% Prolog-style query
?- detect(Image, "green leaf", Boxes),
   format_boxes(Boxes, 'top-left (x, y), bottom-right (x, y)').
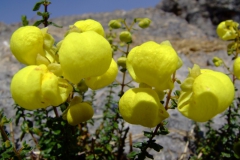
top-left (52, 130), bottom-right (61, 135)
top-left (127, 151), bottom-right (139, 158)
top-left (21, 15), bottom-right (29, 26)
top-left (146, 152), bottom-right (154, 159)
top-left (94, 147), bottom-right (104, 154)
top-left (33, 1), bottom-right (44, 11)
top-left (37, 12), bottom-right (43, 16)
top-left (133, 142), bottom-right (142, 148)
top-left (149, 142), bottom-right (163, 152)
top-left (33, 20), bottom-right (43, 26)
top-left (144, 131), bottom-right (152, 138)
top-left (48, 21), bottom-right (63, 28)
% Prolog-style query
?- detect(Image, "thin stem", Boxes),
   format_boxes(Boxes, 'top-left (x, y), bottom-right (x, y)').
top-left (165, 71), bottom-right (176, 110)
top-left (53, 107), bottom-right (59, 118)
top-left (30, 132), bottom-right (40, 150)
top-left (43, 0), bottom-right (50, 27)
top-left (116, 47), bottom-right (127, 54)
top-left (235, 31), bottom-right (240, 59)
top-left (119, 44), bottom-right (130, 96)
top-left (0, 125), bottom-right (22, 160)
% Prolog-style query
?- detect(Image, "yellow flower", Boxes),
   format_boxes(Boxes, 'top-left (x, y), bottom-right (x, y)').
top-left (10, 26), bottom-right (44, 65)
top-left (217, 20), bottom-right (239, 40)
top-left (119, 88), bottom-right (169, 128)
top-left (85, 58), bottom-right (118, 90)
top-left (178, 64), bottom-right (234, 122)
top-left (127, 41), bottom-right (182, 90)
top-left (58, 31), bottom-right (112, 84)
top-left (234, 57), bottom-right (240, 79)
top-left (10, 26), bottom-right (58, 65)
top-left (10, 64), bottom-right (72, 110)
top-left (67, 97), bottom-right (94, 126)
top-left (74, 19), bottom-right (105, 36)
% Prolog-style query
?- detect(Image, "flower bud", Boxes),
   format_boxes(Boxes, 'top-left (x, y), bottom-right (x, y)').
top-left (212, 57), bottom-right (223, 67)
top-left (178, 64), bottom-right (234, 122)
top-left (217, 20), bottom-right (239, 40)
top-left (119, 88), bottom-right (169, 128)
top-left (117, 57), bottom-right (127, 68)
top-left (119, 31), bottom-right (132, 43)
top-left (138, 18), bottom-right (151, 29)
top-left (108, 20), bottom-right (122, 29)
top-left (67, 97), bottom-right (94, 126)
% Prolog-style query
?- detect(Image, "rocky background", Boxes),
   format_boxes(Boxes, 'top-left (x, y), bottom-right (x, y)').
top-left (0, 0), bottom-right (240, 159)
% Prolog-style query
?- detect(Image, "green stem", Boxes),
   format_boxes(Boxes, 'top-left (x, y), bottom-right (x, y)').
top-left (43, 0), bottom-right (50, 27)
top-left (0, 125), bottom-right (22, 160)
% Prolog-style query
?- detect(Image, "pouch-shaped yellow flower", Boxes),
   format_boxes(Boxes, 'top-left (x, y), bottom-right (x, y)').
top-left (58, 31), bottom-right (112, 84)
top-left (119, 88), bottom-right (169, 128)
top-left (85, 58), bottom-right (118, 90)
top-left (127, 41), bottom-right (182, 90)
top-left (10, 64), bottom-right (72, 110)
top-left (178, 65), bottom-right (234, 122)
top-left (10, 26), bottom-right (44, 65)
top-left (74, 19), bottom-right (105, 37)
top-left (234, 57), bottom-right (240, 79)
top-left (67, 97), bottom-right (94, 126)
top-left (217, 20), bottom-right (239, 40)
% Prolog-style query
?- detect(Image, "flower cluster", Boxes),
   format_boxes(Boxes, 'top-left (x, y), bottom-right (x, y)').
top-left (10, 18), bottom-right (236, 127)
top-left (10, 19), bottom-right (118, 125)
top-left (119, 41), bottom-right (182, 128)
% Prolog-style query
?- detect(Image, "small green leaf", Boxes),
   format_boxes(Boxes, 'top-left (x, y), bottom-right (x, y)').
top-left (33, 20), bottom-right (43, 26)
top-left (146, 152), bottom-right (154, 159)
top-left (94, 147), bottom-right (103, 154)
top-left (149, 142), bottom-right (163, 152)
top-left (144, 131), bottom-right (152, 138)
top-left (127, 151), bottom-right (139, 158)
top-left (37, 12), bottom-right (43, 16)
top-left (21, 15), bottom-right (29, 26)
top-left (52, 130), bottom-right (61, 135)
top-left (48, 21), bottom-right (63, 28)
top-left (33, 1), bottom-right (44, 11)
top-left (133, 142), bottom-right (142, 148)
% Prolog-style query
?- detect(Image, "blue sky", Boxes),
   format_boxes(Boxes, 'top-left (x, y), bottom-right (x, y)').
top-left (0, 0), bottom-right (161, 24)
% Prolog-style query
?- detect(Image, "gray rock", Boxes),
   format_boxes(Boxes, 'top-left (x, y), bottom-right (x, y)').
top-left (157, 0), bottom-right (240, 37)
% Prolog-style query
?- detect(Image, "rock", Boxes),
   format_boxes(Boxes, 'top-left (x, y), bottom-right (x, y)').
top-left (156, 0), bottom-right (240, 37)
